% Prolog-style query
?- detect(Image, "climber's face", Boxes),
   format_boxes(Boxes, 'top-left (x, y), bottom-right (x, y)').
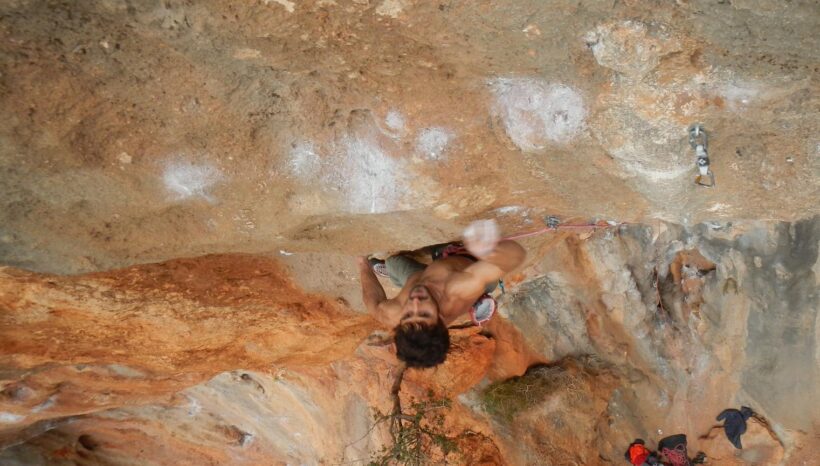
top-left (400, 285), bottom-right (440, 326)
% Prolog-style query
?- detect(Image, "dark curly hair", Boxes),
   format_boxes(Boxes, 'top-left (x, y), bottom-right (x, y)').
top-left (393, 320), bottom-right (450, 368)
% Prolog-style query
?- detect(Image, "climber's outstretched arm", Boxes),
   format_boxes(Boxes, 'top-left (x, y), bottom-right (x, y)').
top-left (357, 256), bottom-right (401, 327)
top-left (463, 219), bottom-right (526, 278)
top-left (446, 220), bottom-right (525, 300)
top-left (470, 239), bottom-right (527, 275)
top-left (446, 240), bottom-right (526, 300)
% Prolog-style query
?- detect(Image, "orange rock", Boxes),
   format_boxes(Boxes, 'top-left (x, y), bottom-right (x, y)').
top-left (403, 326), bottom-right (496, 397)
top-left (0, 255), bottom-right (376, 443)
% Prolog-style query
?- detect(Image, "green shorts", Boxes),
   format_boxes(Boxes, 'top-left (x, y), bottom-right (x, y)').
top-left (385, 254), bottom-right (426, 288)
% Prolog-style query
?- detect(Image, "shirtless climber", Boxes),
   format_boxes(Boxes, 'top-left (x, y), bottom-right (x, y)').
top-left (356, 220), bottom-right (526, 368)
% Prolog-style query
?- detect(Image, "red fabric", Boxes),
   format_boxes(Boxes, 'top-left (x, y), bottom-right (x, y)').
top-left (629, 444), bottom-right (650, 465)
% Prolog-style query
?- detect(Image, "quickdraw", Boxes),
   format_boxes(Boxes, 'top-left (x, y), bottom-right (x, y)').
top-left (689, 123), bottom-right (715, 188)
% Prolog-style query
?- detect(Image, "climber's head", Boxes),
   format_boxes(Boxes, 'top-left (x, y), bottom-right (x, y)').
top-left (393, 318), bottom-right (450, 368)
top-left (393, 285), bottom-right (449, 367)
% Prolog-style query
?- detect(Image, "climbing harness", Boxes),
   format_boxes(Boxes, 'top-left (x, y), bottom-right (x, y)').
top-left (689, 123), bottom-right (715, 187)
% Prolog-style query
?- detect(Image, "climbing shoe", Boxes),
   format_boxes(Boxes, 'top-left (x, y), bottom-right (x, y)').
top-left (368, 257), bottom-right (389, 278)
top-left (470, 294), bottom-right (497, 326)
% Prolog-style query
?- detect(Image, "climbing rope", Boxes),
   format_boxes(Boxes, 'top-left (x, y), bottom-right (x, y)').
top-left (439, 216), bottom-right (631, 258)
top-left (502, 216), bottom-right (631, 242)
top-left (662, 445), bottom-right (691, 466)
top-left (439, 216), bottom-right (629, 257)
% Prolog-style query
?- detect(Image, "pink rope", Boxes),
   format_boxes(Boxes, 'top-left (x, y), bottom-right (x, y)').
top-left (502, 222), bottom-right (631, 241)
top-left (441, 221), bottom-right (632, 256)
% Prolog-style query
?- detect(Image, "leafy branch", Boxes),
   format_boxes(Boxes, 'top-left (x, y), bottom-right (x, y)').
top-left (365, 363), bottom-right (462, 466)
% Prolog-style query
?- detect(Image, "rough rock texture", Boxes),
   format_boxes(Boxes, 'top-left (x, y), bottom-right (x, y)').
top-left (1, 0), bottom-right (818, 274)
top-left (2, 219), bottom-right (817, 465)
top-left (0, 254), bottom-right (506, 464)
top-left (1, 0), bottom-right (818, 465)
top-left (498, 217), bottom-right (819, 465)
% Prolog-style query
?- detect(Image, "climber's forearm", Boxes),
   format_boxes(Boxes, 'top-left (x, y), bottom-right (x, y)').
top-left (358, 258), bottom-right (387, 313)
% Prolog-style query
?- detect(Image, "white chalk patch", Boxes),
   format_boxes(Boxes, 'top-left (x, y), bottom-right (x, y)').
top-left (584, 20), bottom-right (673, 78)
top-left (629, 163), bottom-right (691, 182)
top-left (494, 205), bottom-right (526, 215)
top-left (415, 127), bottom-right (453, 160)
top-left (186, 395), bottom-right (202, 417)
top-left (522, 24), bottom-right (541, 37)
top-left (285, 133), bottom-right (414, 214)
top-left (0, 412), bottom-right (24, 423)
top-left (378, 109), bottom-right (407, 139)
top-left (719, 82), bottom-right (759, 109)
top-left (385, 110), bottom-right (405, 132)
top-left (234, 48), bottom-right (262, 59)
top-left (108, 364), bottom-right (146, 378)
top-left (489, 77), bottom-right (586, 151)
top-left (607, 145), bottom-right (691, 182)
top-left (162, 161), bottom-right (221, 202)
top-left (279, 249), bottom-right (294, 256)
top-left (288, 142), bottom-right (321, 178)
top-left (623, 162), bottom-right (689, 182)
top-left (706, 203), bottom-right (730, 212)
top-left (375, 0), bottom-right (406, 18)
top-left (263, 0), bottom-right (295, 13)
top-left (333, 136), bottom-right (404, 214)
top-left (32, 395), bottom-right (57, 413)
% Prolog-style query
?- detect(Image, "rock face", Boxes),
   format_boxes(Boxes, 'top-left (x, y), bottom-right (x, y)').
top-left (0, 0), bottom-right (818, 274)
top-left (2, 219), bottom-right (817, 465)
top-left (499, 217), bottom-right (819, 464)
top-left (0, 254), bottom-right (504, 465)
top-left (1, 0), bottom-right (818, 465)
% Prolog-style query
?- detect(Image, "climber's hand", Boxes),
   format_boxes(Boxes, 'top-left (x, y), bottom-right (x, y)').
top-left (463, 219), bottom-right (500, 259)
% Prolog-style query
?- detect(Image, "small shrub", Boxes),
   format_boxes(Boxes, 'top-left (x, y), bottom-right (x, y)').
top-left (480, 365), bottom-right (582, 422)
top-left (368, 396), bottom-right (460, 466)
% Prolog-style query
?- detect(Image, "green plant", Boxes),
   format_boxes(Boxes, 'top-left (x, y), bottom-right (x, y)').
top-left (480, 365), bottom-right (581, 422)
top-left (368, 397), bottom-right (459, 466)
top-left (366, 366), bottom-right (462, 466)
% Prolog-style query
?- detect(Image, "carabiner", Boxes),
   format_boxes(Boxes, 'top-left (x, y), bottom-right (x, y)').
top-left (695, 171), bottom-right (715, 187)
top-left (688, 123), bottom-right (708, 150)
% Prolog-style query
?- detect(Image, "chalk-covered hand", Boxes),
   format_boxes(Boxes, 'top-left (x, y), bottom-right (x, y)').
top-left (463, 219), bottom-right (500, 259)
